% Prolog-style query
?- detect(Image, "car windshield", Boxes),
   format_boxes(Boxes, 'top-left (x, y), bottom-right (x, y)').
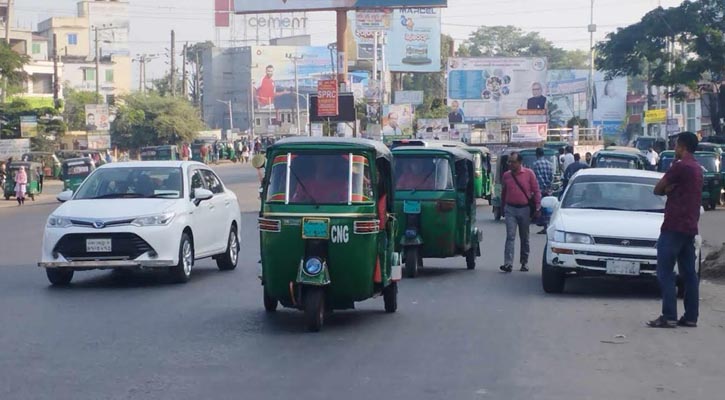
top-left (658, 156), bottom-right (675, 172)
top-left (562, 175), bottom-right (665, 212)
top-left (266, 152), bottom-right (373, 204)
top-left (595, 155), bottom-right (638, 169)
top-left (74, 167), bottom-right (183, 199)
top-left (394, 156), bottom-right (454, 191)
top-left (695, 155), bottom-right (719, 173)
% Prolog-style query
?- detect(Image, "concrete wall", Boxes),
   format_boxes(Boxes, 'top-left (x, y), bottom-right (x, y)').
top-left (62, 54), bottom-right (131, 99)
top-left (78, 0), bottom-right (130, 57)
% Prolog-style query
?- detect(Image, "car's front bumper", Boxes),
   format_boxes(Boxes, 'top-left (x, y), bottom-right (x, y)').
top-left (38, 260), bottom-right (175, 269)
top-left (546, 241), bottom-right (658, 276)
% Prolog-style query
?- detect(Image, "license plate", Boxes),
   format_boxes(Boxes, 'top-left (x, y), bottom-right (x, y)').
top-left (403, 200), bottom-right (421, 214)
top-left (302, 218), bottom-right (329, 239)
top-left (606, 260), bottom-right (640, 276)
top-left (86, 238), bottom-right (112, 253)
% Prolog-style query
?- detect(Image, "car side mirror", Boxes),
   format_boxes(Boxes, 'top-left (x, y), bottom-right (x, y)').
top-left (193, 188), bottom-right (213, 206)
top-left (57, 190), bottom-right (74, 203)
top-left (541, 196), bottom-right (559, 210)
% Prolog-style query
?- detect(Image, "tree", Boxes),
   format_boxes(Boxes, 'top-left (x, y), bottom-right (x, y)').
top-left (0, 42), bottom-right (30, 94)
top-left (0, 98), bottom-right (66, 151)
top-left (62, 89), bottom-right (102, 131)
top-left (111, 93), bottom-right (205, 149)
top-left (457, 26), bottom-right (589, 69)
top-left (185, 41), bottom-right (214, 105)
top-left (150, 72), bottom-right (184, 97)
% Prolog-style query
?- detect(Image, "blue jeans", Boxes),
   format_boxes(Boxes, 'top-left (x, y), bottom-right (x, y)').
top-left (656, 230), bottom-right (699, 322)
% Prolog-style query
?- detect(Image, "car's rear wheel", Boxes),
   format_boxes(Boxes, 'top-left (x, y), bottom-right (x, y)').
top-left (170, 233), bottom-right (193, 283)
top-left (216, 227), bottom-right (239, 271)
top-left (542, 246), bottom-right (565, 294)
top-left (46, 269), bottom-right (73, 286)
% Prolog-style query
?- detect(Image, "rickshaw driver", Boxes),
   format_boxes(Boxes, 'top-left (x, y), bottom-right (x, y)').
top-left (291, 156), bottom-right (348, 203)
top-left (396, 159), bottom-right (435, 190)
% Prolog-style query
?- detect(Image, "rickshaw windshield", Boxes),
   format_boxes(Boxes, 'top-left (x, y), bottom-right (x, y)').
top-left (64, 163), bottom-right (91, 177)
top-left (394, 156), bottom-right (454, 191)
top-left (695, 155), bottom-right (719, 172)
top-left (658, 156), bottom-right (674, 172)
top-left (140, 149), bottom-right (157, 160)
top-left (157, 148), bottom-right (172, 159)
top-left (266, 152), bottom-right (373, 204)
top-left (596, 156), bottom-right (637, 169)
top-left (75, 167), bottom-right (183, 199)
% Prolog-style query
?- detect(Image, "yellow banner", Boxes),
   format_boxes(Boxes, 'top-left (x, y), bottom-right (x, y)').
top-left (644, 109), bottom-right (667, 124)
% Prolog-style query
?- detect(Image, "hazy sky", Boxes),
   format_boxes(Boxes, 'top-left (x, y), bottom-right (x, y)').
top-left (14, 0), bottom-right (683, 81)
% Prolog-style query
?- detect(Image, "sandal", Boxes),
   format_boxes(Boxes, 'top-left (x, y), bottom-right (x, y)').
top-left (646, 315), bottom-right (676, 328)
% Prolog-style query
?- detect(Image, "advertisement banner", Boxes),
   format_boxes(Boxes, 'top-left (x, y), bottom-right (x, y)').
top-left (19, 116), bottom-right (38, 138)
top-left (644, 109), bottom-right (667, 124)
top-left (0, 139), bottom-right (31, 161)
top-left (593, 75), bottom-right (627, 142)
top-left (386, 8), bottom-right (441, 72)
top-left (317, 80), bottom-right (339, 117)
top-left (87, 133), bottom-right (112, 150)
top-left (447, 57), bottom-right (548, 123)
top-left (234, 0), bottom-right (448, 14)
top-left (381, 104), bottom-right (414, 137)
top-left (251, 46), bottom-right (335, 111)
top-left (548, 77), bottom-right (588, 96)
top-left (416, 118), bottom-right (449, 139)
top-left (84, 104), bottom-right (110, 132)
top-left (394, 90), bottom-right (424, 105)
top-left (511, 124), bottom-right (547, 143)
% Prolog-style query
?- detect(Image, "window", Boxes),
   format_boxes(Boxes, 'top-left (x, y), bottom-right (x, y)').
top-left (67, 33), bottom-right (78, 45)
top-left (190, 170), bottom-right (206, 196)
top-left (201, 170), bottom-right (224, 194)
top-left (74, 167), bottom-right (184, 200)
top-left (32, 43), bottom-right (41, 54)
top-left (562, 176), bottom-right (665, 212)
top-left (686, 101), bottom-right (697, 132)
top-left (105, 69), bottom-right (114, 83)
top-left (84, 69), bottom-right (95, 82)
top-left (255, 118), bottom-right (261, 126)
top-left (675, 102), bottom-right (682, 115)
top-left (394, 156), bottom-right (454, 191)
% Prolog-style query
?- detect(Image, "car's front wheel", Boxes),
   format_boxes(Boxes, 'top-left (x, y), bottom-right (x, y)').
top-left (216, 227), bottom-right (239, 271)
top-left (46, 269), bottom-right (73, 286)
top-left (170, 233), bottom-right (194, 283)
top-left (542, 246), bottom-right (565, 294)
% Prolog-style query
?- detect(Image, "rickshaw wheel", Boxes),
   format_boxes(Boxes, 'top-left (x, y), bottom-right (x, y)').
top-left (263, 287), bottom-right (278, 312)
top-left (405, 248), bottom-right (419, 278)
top-left (303, 287), bottom-right (325, 332)
top-left (466, 247), bottom-right (477, 270)
top-left (46, 269), bottom-right (74, 286)
top-left (383, 282), bottom-right (398, 313)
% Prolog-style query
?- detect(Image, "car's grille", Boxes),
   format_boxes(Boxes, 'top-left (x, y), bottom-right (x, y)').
top-left (576, 259), bottom-right (656, 271)
top-left (593, 236), bottom-right (657, 248)
top-left (54, 233), bottom-right (153, 261)
top-left (69, 218), bottom-right (135, 228)
top-left (574, 250), bottom-right (657, 261)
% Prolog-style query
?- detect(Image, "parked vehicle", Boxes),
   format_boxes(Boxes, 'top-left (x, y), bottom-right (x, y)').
top-left (591, 147), bottom-right (650, 170)
top-left (61, 158), bottom-right (96, 192)
top-left (258, 137), bottom-right (401, 332)
top-left (39, 161), bottom-right (241, 286)
top-left (21, 152), bottom-right (62, 178)
top-left (392, 145), bottom-right (481, 277)
top-left (140, 145), bottom-right (180, 161)
top-left (4, 161), bottom-right (43, 200)
top-left (694, 151), bottom-right (723, 210)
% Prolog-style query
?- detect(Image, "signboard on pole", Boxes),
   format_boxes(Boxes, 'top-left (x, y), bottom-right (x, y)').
top-left (19, 116), bottom-right (38, 138)
top-left (644, 109), bottom-right (667, 124)
top-left (394, 90), bottom-right (424, 105)
top-left (317, 80), bottom-right (339, 117)
top-left (85, 104), bottom-right (110, 131)
top-left (511, 124), bottom-right (547, 143)
top-left (234, 0), bottom-right (448, 14)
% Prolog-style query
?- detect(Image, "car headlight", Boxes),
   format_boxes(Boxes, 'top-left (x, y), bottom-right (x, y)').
top-left (303, 257), bottom-right (323, 276)
top-left (553, 230), bottom-right (566, 243)
top-left (554, 230), bottom-right (594, 244)
top-left (131, 212), bottom-right (175, 227)
top-left (47, 215), bottom-right (72, 228)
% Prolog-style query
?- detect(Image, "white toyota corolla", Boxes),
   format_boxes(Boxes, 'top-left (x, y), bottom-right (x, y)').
top-left (541, 168), bottom-right (700, 294)
top-left (39, 161), bottom-right (241, 286)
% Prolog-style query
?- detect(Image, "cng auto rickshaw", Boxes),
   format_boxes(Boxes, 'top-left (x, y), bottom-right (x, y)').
top-left (591, 148), bottom-right (649, 170)
top-left (61, 158), bottom-right (95, 192)
top-left (392, 145), bottom-right (481, 278)
top-left (694, 151), bottom-right (723, 210)
top-left (21, 152), bottom-right (61, 178)
top-left (430, 141), bottom-right (493, 201)
top-left (140, 145), bottom-right (180, 161)
top-left (4, 161), bottom-right (43, 200)
top-left (258, 137), bottom-right (401, 332)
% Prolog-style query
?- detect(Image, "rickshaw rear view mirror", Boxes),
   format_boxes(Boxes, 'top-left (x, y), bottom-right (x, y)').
top-left (57, 190), bottom-right (74, 203)
top-left (252, 154), bottom-right (266, 169)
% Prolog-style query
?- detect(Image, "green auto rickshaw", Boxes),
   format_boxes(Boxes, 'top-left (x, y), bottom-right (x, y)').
top-left (140, 145), bottom-right (180, 161)
top-left (61, 157), bottom-right (95, 192)
top-left (4, 161), bottom-right (43, 200)
top-left (591, 147), bottom-right (649, 170)
top-left (435, 142), bottom-right (493, 201)
top-left (694, 151), bottom-right (722, 210)
top-left (392, 145), bottom-right (481, 278)
top-left (21, 152), bottom-right (61, 178)
top-left (258, 137), bottom-right (401, 332)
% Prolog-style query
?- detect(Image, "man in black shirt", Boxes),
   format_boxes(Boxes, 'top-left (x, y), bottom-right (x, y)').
top-left (526, 82), bottom-right (547, 110)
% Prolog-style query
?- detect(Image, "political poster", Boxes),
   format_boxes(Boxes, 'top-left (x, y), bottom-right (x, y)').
top-left (416, 118), bottom-right (448, 139)
top-left (381, 104), bottom-right (414, 137)
top-left (85, 104), bottom-right (110, 132)
top-left (592, 74), bottom-right (627, 143)
top-left (19, 116), bottom-right (38, 138)
top-left (511, 124), bottom-right (548, 143)
top-left (447, 57), bottom-right (548, 123)
top-left (87, 133), bottom-right (112, 150)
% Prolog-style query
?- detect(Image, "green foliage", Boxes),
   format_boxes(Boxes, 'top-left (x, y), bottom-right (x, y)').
top-left (62, 89), bottom-right (102, 131)
top-left (150, 72), bottom-right (185, 97)
top-left (0, 42), bottom-right (30, 90)
top-left (458, 26), bottom-right (589, 69)
top-left (111, 93), bottom-right (205, 149)
top-left (0, 98), bottom-right (66, 151)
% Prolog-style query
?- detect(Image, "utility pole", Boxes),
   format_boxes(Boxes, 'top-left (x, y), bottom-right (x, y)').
top-left (182, 42), bottom-right (188, 100)
top-left (52, 33), bottom-right (60, 108)
top-left (170, 30), bottom-right (176, 97)
top-left (286, 53), bottom-right (303, 135)
top-left (587, 0), bottom-right (596, 129)
top-left (3, 0), bottom-right (13, 103)
top-left (95, 26), bottom-right (100, 102)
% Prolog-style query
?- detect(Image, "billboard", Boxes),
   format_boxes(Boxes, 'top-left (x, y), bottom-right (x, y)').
top-left (394, 90), bottom-right (424, 105)
top-left (511, 124), bottom-right (547, 143)
top-left (547, 69), bottom-right (589, 128)
top-left (416, 118), bottom-right (448, 139)
top-left (85, 104), bottom-right (110, 132)
top-left (317, 80), bottom-right (339, 117)
top-left (0, 139), bottom-right (31, 161)
top-left (19, 116), bottom-right (38, 138)
top-left (87, 133), bottom-right (112, 150)
top-left (251, 46), bottom-right (335, 111)
top-left (381, 104), bottom-right (414, 137)
top-left (592, 74), bottom-right (627, 143)
top-left (354, 8), bottom-right (441, 73)
top-left (447, 57), bottom-right (548, 123)
top-left (234, 0), bottom-right (448, 14)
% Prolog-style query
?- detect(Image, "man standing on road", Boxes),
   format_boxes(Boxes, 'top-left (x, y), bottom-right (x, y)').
top-left (561, 146), bottom-right (575, 171)
top-left (563, 153), bottom-right (589, 187)
top-left (646, 147), bottom-right (659, 167)
top-left (532, 147), bottom-right (554, 235)
top-left (648, 132), bottom-right (703, 328)
top-left (500, 152), bottom-right (541, 273)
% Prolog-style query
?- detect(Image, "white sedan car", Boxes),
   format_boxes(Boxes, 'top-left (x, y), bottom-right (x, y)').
top-left (39, 161), bottom-right (241, 286)
top-left (541, 168), bottom-right (700, 294)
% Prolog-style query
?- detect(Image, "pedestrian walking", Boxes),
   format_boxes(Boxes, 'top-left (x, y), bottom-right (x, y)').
top-left (648, 132), bottom-right (703, 328)
top-left (563, 153), bottom-right (589, 187)
top-left (646, 147), bottom-right (659, 167)
top-left (585, 152), bottom-right (592, 166)
top-left (500, 152), bottom-right (541, 273)
top-left (181, 143), bottom-right (190, 161)
top-left (14, 166), bottom-right (28, 206)
top-left (242, 145), bottom-right (250, 164)
top-left (200, 144), bottom-right (209, 164)
top-left (532, 147), bottom-right (554, 234)
top-left (561, 146), bottom-right (575, 172)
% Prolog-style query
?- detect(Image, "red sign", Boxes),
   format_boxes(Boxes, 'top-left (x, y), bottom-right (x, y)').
top-left (317, 80), bottom-right (339, 117)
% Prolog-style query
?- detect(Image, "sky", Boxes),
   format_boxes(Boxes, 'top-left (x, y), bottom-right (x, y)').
top-left (14, 0), bottom-right (683, 82)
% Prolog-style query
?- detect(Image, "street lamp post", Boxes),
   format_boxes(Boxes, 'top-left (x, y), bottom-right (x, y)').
top-left (286, 53), bottom-right (304, 135)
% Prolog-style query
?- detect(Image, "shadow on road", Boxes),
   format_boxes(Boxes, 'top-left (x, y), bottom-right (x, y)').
top-left (44, 266), bottom-right (224, 290)
top-left (558, 276), bottom-right (661, 299)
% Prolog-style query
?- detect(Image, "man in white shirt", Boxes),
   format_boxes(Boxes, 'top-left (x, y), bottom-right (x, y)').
top-left (382, 112), bottom-right (402, 136)
top-left (561, 146), bottom-right (575, 171)
top-left (646, 147), bottom-right (660, 167)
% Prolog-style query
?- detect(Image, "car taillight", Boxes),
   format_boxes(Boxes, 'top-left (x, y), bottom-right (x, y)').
top-left (354, 220), bottom-right (379, 234)
top-left (437, 200), bottom-right (456, 212)
top-left (258, 218), bottom-right (281, 232)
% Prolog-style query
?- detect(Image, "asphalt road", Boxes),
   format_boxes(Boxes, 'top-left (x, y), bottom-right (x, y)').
top-left (1, 163), bottom-right (724, 400)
